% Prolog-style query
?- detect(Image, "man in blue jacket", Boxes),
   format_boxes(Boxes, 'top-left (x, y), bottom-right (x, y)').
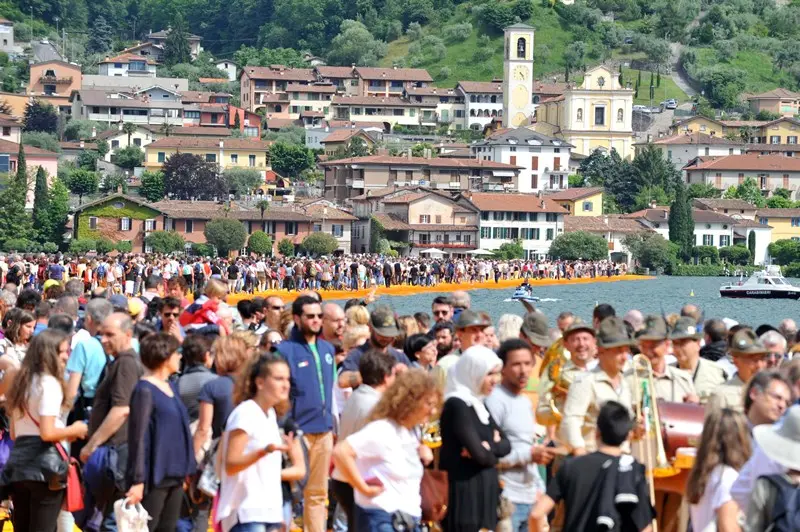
top-left (278, 295), bottom-right (336, 532)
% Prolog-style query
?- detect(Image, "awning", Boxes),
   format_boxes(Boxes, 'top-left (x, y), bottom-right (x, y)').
top-left (492, 170), bottom-right (516, 177)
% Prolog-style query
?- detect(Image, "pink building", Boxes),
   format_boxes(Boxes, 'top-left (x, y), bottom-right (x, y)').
top-left (0, 140), bottom-right (58, 207)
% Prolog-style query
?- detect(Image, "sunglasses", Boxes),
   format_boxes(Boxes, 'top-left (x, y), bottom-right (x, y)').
top-left (304, 313), bottom-right (323, 319)
top-left (433, 310), bottom-right (449, 316)
top-left (162, 312), bottom-right (180, 318)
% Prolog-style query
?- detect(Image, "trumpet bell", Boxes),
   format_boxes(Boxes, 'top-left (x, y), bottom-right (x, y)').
top-left (422, 420), bottom-right (442, 449)
top-left (535, 399), bottom-right (563, 426)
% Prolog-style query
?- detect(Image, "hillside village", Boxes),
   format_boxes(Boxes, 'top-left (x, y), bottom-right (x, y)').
top-left (0, 3), bottom-right (799, 270)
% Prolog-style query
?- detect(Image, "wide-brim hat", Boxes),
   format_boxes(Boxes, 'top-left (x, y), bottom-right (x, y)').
top-left (636, 315), bottom-right (669, 341)
top-left (596, 317), bottom-right (636, 349)
top-left (755, 324), bottom-right (779, 337)
top-left (455, 309), bottom-right (490, 331)
top-left (729, 329), bottom-right (770, 356)
top-left (753, 405), bottom-right (800, 471)
top-left (521, 311), bottom-right (550, 348)
top-left (562, 318), bottom-right (595, 341)
top-left (669, 317), bottom-right (703, 341)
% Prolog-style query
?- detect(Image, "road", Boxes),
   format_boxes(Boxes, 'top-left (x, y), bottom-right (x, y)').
top-left (31, 41), bottom-right (62, 63)
top-left (668, 10), bottom-right (704, 98)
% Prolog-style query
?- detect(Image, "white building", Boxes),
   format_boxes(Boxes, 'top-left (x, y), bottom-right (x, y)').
top-left (564, 215), bottom-right (653, 264)
top-left (0, 18), bottom-right (14, 54)
top-left (300, 199), bottom-right (358, 254)
top-left (465, 192), bottom-right (567, 259)
top-left (456, 81), bottom-right (504, 130)
top-left (635, 133), bottom-right (745, 176)
top-left (470, 127), bottom-right (573, 193)
top-left (330, 95), bottom-right (437, 130)
top-left (93, 124), bottom-right (160, 162)
top-left (98, 53), bottom-right (158, 77)
top-left (215, 60), bottom-right (238, 81)
top-left (404, 86), bottom-right (466, 130)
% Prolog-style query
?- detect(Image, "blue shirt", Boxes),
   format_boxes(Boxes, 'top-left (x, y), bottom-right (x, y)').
top-left (33, 322), bottom-right (47, 336)
top-left (197, 375), bottom-right (235, 439)
top-left (341, 341), bottom-right (412, 373)
top-left (65, 335), bottom-right (108, 399)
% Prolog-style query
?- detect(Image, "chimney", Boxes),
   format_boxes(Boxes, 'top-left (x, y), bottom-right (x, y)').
top-left (407, 149), bottom-right (412, 160)
top-left (219, 140), bottom-right (224, 149)
top-left (91, 126), bottom-right (97, 138)
top-left (79, 140), bottom-right (85, 149)
top-left (649, 199), bottom-right (657, 209)
top-left (118, 122), bottom-right (123, 131)
top-left (393, 65), bottom-right (397, 70)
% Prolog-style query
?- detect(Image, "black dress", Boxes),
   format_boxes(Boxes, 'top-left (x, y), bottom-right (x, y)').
top-left (439, 397), bottom-right (511, 532)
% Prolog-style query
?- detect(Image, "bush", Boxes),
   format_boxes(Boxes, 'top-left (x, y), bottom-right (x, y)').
top-left (437, 66), bottom-right (451, 80)
top-left (718, 245), bottom-right (751, 265)
top-left (69, 238), bottom-right (97, 254)
top-left (3, 238), bottom-right (38, 252)
top-left (204, 218), bottom-right (248, 257)
top-left (549, 231), bottom-right (608, 260)
top-left (191, 243), bottom-right (215, 257)
top-left (407, 22), bottom-right (423, 41)
top-left (278, 237), bottom-right (295, 257)
top-left (42, 242), bottom-right (58, 253)
top-left (144, 230), bottom-right (186, 254)
top-left (301, 232), bottom-right (339, 256)
top-left (22, 132), bottom-right (61, 153)
top-left (670, 264), bottom-right (760, 276)
top-left (248, 231), bottom-right (273, 255)
top-left (442, 22), bottom-right (472, 43)
top-left (95, 237), bottom-right (114, 254)
top-left (692, 245), bottom-right (720, 264)
top-left (115, 241), bottom-right (133, 253)
top-left (782, 262), bottom-right (800, 278)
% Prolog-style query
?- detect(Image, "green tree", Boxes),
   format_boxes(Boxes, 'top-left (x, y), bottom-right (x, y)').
top-left (0, 145), bottom-right (33, 245)
top-left (144, 230), bottom-right (186, 253)
top-left (139, 171), bottom-right (165, 202)
top-left (95, 237), bottom-right (115, 254)
top-left (633, 185), bottom-right (671, 211)
top-left (204, 218), bottom-right (248, 256)
top-left (345, 137), bottom-right (371, 158)
top-left (668, 179), bottom-right (694, 261)
top-left (269, 142), bottom-right (315, 177)
top-left (548, 231), bottom-right (608, 260)
top-left (22, 132), bottom-right (60, 152)
top-left (277, 237), bottom-right (295, 257)
top-left (723, 177), bottom-right (766, 207)
top-left (122, 122), bottom-right (137, 146)
top-left (23, 99), bottom-right (58, 134)
top-left (99, 173), bottom-right (128, 194)
top-left (687, 182), bottom-right (722, 200)
top-left (622, 232), bottom-right (673, 270)
top-left (87, 15), bottom-right (113, 54)
top-left (233, 112), bottom-right (241, 131)
top-left (748, 230), bottom-right (756, 259)
top-left (31, 166), bottom-right (50, 243)
top-left (563, 41), bottom-right (586, 81)
top-left (301, 232), bottom-right (338, 256)
top-left (114, 146), bottom-right (144, 170)
top-left (327, 20), bottom-right (387, 66)
top-left (493, 240), bottom-right (525, 260)
top-left (247, 231), bottom-right (273, 255)
top-left (77, 150), bottom-right (100, 170)
top-left (768, 239), bottom-right (800, 265)
top-left (224, 168), bottom-right (264, 197)
top-left (767, 195), bottom-right (793, 208)
top-left (66, 169), bottom-right (99, 204)
top-left (256, 199), bottom-right (270, 219)
top-left (45, 178), bottom-right (69, 245)
top-left (164, 16), bottom-right (192, 66)
top-left (719, 245), bottom-right (751, 265)
top-left (115, 241), bottom-right (133, 253)
top-left (69, 239), bottom-right (97, 254)
top-left (693, 245), bottom-right (719, 264)
top-left (162, 153), bottom-right (227, 200)
top-left (411, 143), bottom-right (434, 158)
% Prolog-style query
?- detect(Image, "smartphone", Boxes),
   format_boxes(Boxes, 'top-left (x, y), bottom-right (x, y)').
top-left (364, 477), bottom-right (384, 488)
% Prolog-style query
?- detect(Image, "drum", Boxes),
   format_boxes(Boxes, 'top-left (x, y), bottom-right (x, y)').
top-left (657, 400), bottom-right (705, 460)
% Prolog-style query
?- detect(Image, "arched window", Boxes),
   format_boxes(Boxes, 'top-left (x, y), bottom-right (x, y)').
top-left (470, 109), bottom-right (476, 117)
top-left (470, 95), bottom-right (476, 103)
top-left (275, 104), bottom-right (282, 113)
top-left (490, 95), bottom-right (497, 104)
top-left (617, 109), bottom-right (624, 122)
top-left (577, 108), bottom-right (583, 121)
top-left (533, 95), bottom-right (540, 104)
top-left (517, 37), bottom-right (526, 59)
top-left (491, 110), bottom-right (497, 117)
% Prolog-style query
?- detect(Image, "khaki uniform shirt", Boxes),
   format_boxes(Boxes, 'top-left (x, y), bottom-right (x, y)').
top-left (707, 374), bottom-right (746, 413)
top-left (560, 367), bottom-right (633, 452)
top-left (681, 358), bottom-right (727, 403)
top-left (624, 364), bottom-right (696, 403)
top-left (536, 360), bottom-right (590, 422)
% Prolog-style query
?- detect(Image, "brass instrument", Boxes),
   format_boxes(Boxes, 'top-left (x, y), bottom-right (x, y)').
top-left (536, 338), bottom-right (570, 426)
top-left (422, 420), bottom-right (442, 449)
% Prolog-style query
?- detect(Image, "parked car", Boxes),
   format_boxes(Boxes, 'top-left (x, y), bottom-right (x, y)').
top-left (633, 104), bottom-right (647, 112)
top-left (665, 99), bottom-right (678, 109)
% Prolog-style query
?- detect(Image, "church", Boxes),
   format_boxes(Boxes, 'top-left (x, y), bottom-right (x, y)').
top-left (501, 24), bottom-right (635, 160)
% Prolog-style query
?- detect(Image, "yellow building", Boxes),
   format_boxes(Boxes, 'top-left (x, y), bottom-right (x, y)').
top-left (144, 137), bottom-right (272, 177)
top-left (547, 187), bottom-right (604, 216)
top-left (533, 65), bottom-right (635, 159)
top-left (502, 23), bottom-right (535, 128)
top-left (755, 209), bottom-right (800, 242)
top-left (670, 116), bottom-right (800, 146)
top-left (747, 88), bottom-right (800, 118)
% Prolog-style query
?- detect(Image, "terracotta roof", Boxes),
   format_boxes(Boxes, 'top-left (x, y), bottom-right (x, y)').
top-left (745, 143), bottom-right (800, 152)
top-left (150, 199), bottom-right (313, 222)
top-left (286, 83), bottom-right (336, 93)
top-left (259, 93), bottom-right (290, 103)
top-left (321, 129), bottom-right (374, 144)
top-left (546, 187), bottom-right (604, 201)
top-left (539, 94), bottom-right (565, 104)
top-left (327, 120), bottom-right (385, 130)
top-left (465, 192), bottom-right (568, 214)
top-left (408, 224), bottom-right (478, 231)
top-left (382, 192), bottom-right (429, 204)
top-left (315, 66), bottom-right (356, 78)
top-left (748, 88), bottom-right (800, 100)
top-left (372, 212), bottom-right (411, 231)
top-left (72, 90), bottom-right (184, 110)
top-left (693, 198), bottom-right (756, 211)
top-left (684, 154), bottom-right (800, 172)
top-left (319, 155), bottom-right (522, 170)
top-left (564, 215), bottom-right (651, 234)
top-left (457, 81), bottom-right (503, 93)
top-left (646, 133), bottom-right (744, 146)
top-left (303, 203), bottom-right (358, 221)
top-left (198, 78), bottom-right (230, 84)
top-left (99, 53), bottom-right (156, 65)
top-left (147, 29), bottom-right (201, 40)
top-left (406, 86), bottom-right (459, 97)
top-left (59, 141), bottom-right (97, 150)
top-left (0, 140), bottom-right (56, 157)
top-left (181, 91), bottom-right (231, 103)
top-left (147, 137), bottom-right (270, 150)
top-left (719, 120), bottom-right (769, 128)
top-left (331, 95), bottom-right (436, 108)
top-left (755, 208), bottom-right (800, 218)
top-left (75, 194), bottom-right (156, 212)
top-left (623, 208), bottom-right (737, 225)
top-left (354, 67), bottom-right (432, 82)
top-left (300, 110), bottom-right (325, 118)
top-left (171, 126), bottom-right (232, 137)
top-left (533, 81), bottom-right (568, 95)
top-left (351, 186), bottom-right (412, 200)
top-left (265, 118), bottom-right (300, 129)
top-left (476, 127), bottom-right (574, 148)
top-left (0, 114), bottom-right (20, 127)
top-left (733, 219), bottom-right (771, 228)
top-left (243, 66), bottom-right (315, 82)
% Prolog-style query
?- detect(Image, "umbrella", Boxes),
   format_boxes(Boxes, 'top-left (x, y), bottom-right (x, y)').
top-left (419, 248), bottom-right (445, 255)
top-left (466, 249), bottom-right (495, 256)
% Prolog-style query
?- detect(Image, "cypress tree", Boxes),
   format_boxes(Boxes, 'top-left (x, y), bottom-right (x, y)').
top-left (15, 141), bottom-right (26, 186)
top-left (32, 166), bottom-right (50, 243)
top-left (0, 144), bottom-right (34, 245)
top-left (657, 71), bottom-right (661, 88)
top-left (669, 178), bottom-right (694, 261)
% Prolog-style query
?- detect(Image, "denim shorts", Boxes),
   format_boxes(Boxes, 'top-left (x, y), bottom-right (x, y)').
top-left (229, 522), bottom-right (282, 532)
top-left (355, 506), bottom-right (421, 532)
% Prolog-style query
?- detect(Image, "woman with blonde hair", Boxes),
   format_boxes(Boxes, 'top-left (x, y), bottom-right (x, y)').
top-left (496, 314), bottom-right (523, 343)
top-left (345, 305), bottom-right (370, 328)
top-left (393, 315), bottom-right (420, 349)
top-left (687, 407), bottom-right (751, 532)
top-left (193, 336), bottom-right (253, 457)
top-left (333, 369), bottom-right (442, 531)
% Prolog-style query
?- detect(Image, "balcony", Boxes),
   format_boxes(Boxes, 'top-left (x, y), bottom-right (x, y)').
top-left (351, 179), bottom-right (365, 188)
top-left (415, 242), bottom-right (475, 249)
top-left (39, 75), bottom-right (73, 85)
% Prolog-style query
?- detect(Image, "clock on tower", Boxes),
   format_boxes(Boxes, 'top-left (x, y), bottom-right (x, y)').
top-left (502, 24), bottom-right (535, 129)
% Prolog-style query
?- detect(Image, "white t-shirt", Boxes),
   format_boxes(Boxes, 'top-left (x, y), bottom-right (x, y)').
top-left (13, 374), bottom-right (65, 438)
top-left (216, 400), bottom-right (283, 531)
top-left (689, 464), bottom-right (738, 532)
top-left (346, 419), bottom-right (423, 517)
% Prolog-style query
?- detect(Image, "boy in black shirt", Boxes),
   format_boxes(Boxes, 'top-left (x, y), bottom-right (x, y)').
top-left (529, 401), bottom-right (655, 532)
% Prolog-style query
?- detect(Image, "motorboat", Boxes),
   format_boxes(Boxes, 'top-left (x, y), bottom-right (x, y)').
top-left (511, 284), bottom-right (540, 303)
top-left (719, 266), bottom-right (800, 299)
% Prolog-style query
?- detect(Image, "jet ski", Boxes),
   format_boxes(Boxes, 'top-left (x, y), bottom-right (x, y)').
top-left (511, 284), bottom-right (539, 302)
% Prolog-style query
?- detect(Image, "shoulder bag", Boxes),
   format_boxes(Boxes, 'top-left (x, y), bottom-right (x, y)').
top-left (419, 431), bottom-right (448, 523)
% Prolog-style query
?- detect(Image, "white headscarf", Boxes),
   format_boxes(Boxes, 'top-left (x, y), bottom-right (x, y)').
top-left (444, 345), bottom-right (502, 424)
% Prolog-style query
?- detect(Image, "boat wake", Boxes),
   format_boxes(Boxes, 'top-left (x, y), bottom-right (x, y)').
top-left (503, 298), bottom-right (561, 303)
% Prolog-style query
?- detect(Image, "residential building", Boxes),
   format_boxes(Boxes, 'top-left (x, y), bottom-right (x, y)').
top-left (503, 24), bottom-right (536, 128)
top-left (0, 140), bottom-right (58, 207)
top-left (146, 29), bottom-right (203, 60)
top-left (306, 124), bottom-right (383, 150)
top-left (456, 81), bottom-right (504, 130)
top-left (300, 198), bottom-right (358, 253)
top-left (683, 154), bottom-right (800, 198)
top-left (314, 66), bottom-right (359, 95)
top-left (404, 86), bottom-right (466, 129)
top-left (81, 75), bottom-right (189, 92)
top-left (0, 114), bottom-right (22, 143)
top-left (465, 192), bottom-right (567, 259)
top-left (58, 140), bottom-right (98, 163)
top-left (745, 143), bottom-right (800, 158)
top-left (637, 133), bottom-right (745, 175)
top-left (0, 92), bottom-right (31, 117)
top-left (0, 18), bottom-right (14, 54)
top-left (287, 83), bottom-right (335, 119)
top-left (564, 215), bottom-right (652, 264)
top-left (215, 60), bottom-right (238, 81)
top-left (532, 80), bottom-right (568, 105)
top-left (98, 53), bottom-right (157, 77)
top-left (321, 154), bottom-right (523, 203)
top-left (547, 187), bottom-right (604, 216)
top-left (330, 95), bottom-right (437, 130)
top-left (534, 65), bottom-right (635, 159)
top-left (170, 126), bottom-right (232, 137)
top-left (320, 129), bottom-right (377, 158)
top-left (70, 89), bottom-right (184, 126)
top-left (93, 124), bottom-right (160, 162)
top-left (239, 65), bottom-right (315, 113)
top-left (755, 208), bottom-right (800, 244)
top-left (747, 88), bottom-right (800, 118)
top-left (354, 67), bottom-right (433, 97)
top-left (72, 193), bottom-right (316, 254)
top-left (470, 127), bottom-right (573, 192)
top-left (28, 61), bottom-right (82, 113)
top-left (144, 137), bottom-right (272, 177)
top-left (115, 42), bottom-right (164, 63)
top-left (692, 198), bottom-right (759, 220)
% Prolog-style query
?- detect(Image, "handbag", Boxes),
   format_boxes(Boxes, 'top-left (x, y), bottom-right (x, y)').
top-left (420, 468), bottom-right (448, 523)
top-left (25, 409), bottom-right (85, 512)
top-left (113, 498), bottom-right (151, 532)
top-left (195, 438), bottom-right (220, 499)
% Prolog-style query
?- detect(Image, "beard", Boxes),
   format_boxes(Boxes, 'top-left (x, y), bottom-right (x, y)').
top-left (436, 341), bottom-right (453, 359)
top-left (299, 321), bottom-right (321, 337)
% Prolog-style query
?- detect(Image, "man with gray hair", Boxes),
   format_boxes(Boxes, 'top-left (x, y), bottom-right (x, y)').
top-left (0, 289), bottom-right (16, 309)
top-left (64, 278), bottom-right (84, 298)
top-left (760, 330), bottom-right (788, 369)
top-left (779, 318), bottom-right (798, 346)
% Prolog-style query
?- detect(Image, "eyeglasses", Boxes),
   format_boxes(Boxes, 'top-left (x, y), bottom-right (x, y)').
top-left (162, 312), bottom-right (180, 318)
top-left (433, 310), bottom-right (449, 316)
top-left (303, 313), bottom-right (323, 319)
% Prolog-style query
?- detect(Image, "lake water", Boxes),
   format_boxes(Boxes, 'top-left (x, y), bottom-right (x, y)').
top-left (334, 276), bottom-right (800, 328)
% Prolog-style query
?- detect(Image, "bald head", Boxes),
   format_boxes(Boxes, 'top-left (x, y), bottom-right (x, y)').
top-left (451, 291), bottom-right (471, 310)
top-left (100, 312), bottom-right (134, 357)
top-left (623, 309), bottom-right (644, 332)
top-left (780, 319), bottom-right (797, 344)
top-left (322, 302), bottom-right (346, 342)
top-left (681, 304), bottom-right (702, 324)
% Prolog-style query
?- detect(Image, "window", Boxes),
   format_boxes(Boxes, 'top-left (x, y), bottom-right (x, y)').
top-left (702, 234), bottom-right (713, 246)
top-left (285, 222), bottom-right (298, 235)
top-left (332, 224), bottom-right (343, 237)
top-left (759, 217), bottom-right (768, 225)
top-left (481, 227), bottom-right (491, 239)
top-left (313, 223), bottom-right (322, 232)
top-left (771, 136), bottom-right (782, 144)
top-left (509, 155), bottom-right (516, 166)
top-left (435, 215), bottom-right (442, 224)
top-left (393, 109), bottom-right (404, 116)
top-left (206, 153), bottom-right (216, 163)
top-left (1, 127), bottom-right (8, 136)
top-left (546, 228), bottom-right (554, 240)
top-left (157, 152), bottom-right (166, 163)
top-left (720, 235), bottom-right (731, 247)
top-left (120, 218), bottom-right (132, 231)
top-left (582, 201), bottom-right (593, 212)
top-left (144, 219), bottom-right (156, 231)
top-left (231, 154), bottom-right (238, 164)
top-left (792, 218), bottom-right (800, 227)
top-left (420, 215), bottom-right (431, 223)
top-left (594, 107), bottom-right (605, 126)
top-left (185, 220), bottom-right (194, 233)
top-left (545, 213), bottom-right (558, 222)
top-left (481, 211), bottom-right (489, 220)
top-left (185, 111), bottom-right (200, 119)
top-left (517, 37), bottom-right (526, 59)
top-left (133, 138), bottom-right (141, 147)
top-left (89, 217), bottom-right (98, 230)
top-left (112, 140), bottom-right (120, 149)
top-left (249, 155), bottom-right (256, 167)
top-left (789, 136), bottom-right (798, 144)
top-left (409, 109), bottom-right (416, 117)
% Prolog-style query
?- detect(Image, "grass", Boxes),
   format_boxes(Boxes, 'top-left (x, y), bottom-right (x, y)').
top-left (692, 48), bottom-right (798, 93)
top-left (621, 68), bottom-right (689, 106)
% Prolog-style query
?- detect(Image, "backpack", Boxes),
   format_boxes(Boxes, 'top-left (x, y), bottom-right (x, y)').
top-left (763, 474), bottom-right (800, 532)
top-left (96, 263), bottom-right (106, 278)
top-left (194, 263), bottom-right (203, 276)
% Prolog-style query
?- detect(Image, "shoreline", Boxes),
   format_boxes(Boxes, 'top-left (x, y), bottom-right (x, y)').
top-left (225, 274), bottom-right (656, 304)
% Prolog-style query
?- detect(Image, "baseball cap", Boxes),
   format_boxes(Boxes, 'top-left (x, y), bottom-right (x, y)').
top-left (370, 306), bottom-right (400, 337)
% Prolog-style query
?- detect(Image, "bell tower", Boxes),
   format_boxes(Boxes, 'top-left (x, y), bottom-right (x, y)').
top-left (503, 23), bottom-right (535, 128)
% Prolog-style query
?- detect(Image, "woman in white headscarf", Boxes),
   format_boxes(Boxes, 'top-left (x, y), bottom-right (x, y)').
top-left (439, 345), bottom-right (510, 532)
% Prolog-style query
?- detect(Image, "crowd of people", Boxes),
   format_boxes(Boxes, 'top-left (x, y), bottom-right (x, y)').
top-left (0, 261), bottom-right (794, 532)
top-left (0, 253), bottom-right (627, 296)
